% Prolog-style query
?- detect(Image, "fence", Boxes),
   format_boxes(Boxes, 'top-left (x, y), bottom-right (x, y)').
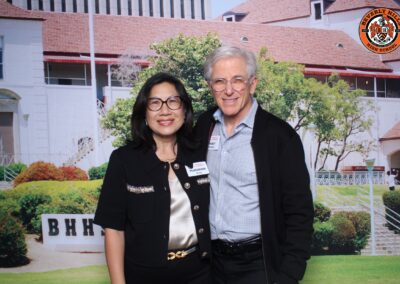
top-left (316, 171), bottom-right (385, 185)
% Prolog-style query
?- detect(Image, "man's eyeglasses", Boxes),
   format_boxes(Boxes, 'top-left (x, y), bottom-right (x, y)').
top-left (147, 96), bottom-right (183, 111)
top-left (209, 77), bottom-right (252, 92)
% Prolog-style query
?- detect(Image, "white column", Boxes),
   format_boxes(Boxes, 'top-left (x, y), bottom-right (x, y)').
top-left (88, 0), bottom-right (100, 166)
top-left (164, 0), bottom-right (171, 18)
top-left (99, 0), bottom-right (107, 14)
top-left (373, 77), bottom-right (380, 166)
top-left (121, 0), bottom-right (129, 15)
top-left (133, 0), bottom-right (139, 16)
top-left (77, 0), bottom-right (85, 13)
top-left (54, 0), bottom-right (62, 12)
top-left (65, 0), bottom-right (74, 12)
top-left (204, 0), bottom-right (210, 19)
top-left (153, 0), bottom-right (161, 17)
top-left (31, 0), bottom-right (39, 10)
top-left (194, 0), bottom-right (201, 19)
top-left (174, 0), bottom-right (180, 18)
top-left (142, 0), bottom-right (150, 16)
top-left (111, 0), bottom-right (119, 15)
top-left (184, 0), bottom-right (191, 19)
top-left (43, 0), bottom-right (51, 11)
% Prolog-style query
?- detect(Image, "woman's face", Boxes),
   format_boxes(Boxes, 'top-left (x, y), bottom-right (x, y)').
top-left (145, 82), bottom-right (185, 142)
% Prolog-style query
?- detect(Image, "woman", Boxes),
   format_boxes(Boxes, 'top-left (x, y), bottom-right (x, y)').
top-left (94, 73), bottom-right (211, 284)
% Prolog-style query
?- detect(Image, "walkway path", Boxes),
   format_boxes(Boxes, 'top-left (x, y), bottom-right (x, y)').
top-left (0, 235), bottom-right (106, 273)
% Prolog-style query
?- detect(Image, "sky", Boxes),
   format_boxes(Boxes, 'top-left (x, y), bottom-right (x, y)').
top-left (211, 0), bottom-right (246, 18)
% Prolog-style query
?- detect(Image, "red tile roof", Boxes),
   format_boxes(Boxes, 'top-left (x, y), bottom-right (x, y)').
top-left (0, 0), bottom-right (43, 20)
top-left (325, 0), bottom-right (400, 14)
top-left (34, 11), bottom-right (390, 71)
top-left (380, 121), bottom-right (400, 141)
top-left (223, 0), bottom-right (310, 23)
top-left (381, 48), bottom-right (400, 62)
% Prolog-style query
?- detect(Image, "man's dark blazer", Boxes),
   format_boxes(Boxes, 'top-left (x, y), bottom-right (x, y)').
top-left (195, 105), bottom-right (314, 284)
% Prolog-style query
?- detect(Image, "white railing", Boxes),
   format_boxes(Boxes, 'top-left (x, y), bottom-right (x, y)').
top-left (316, 171), bottom-right (385, 185)
top-left (63, 99), bottom-right (112, 166)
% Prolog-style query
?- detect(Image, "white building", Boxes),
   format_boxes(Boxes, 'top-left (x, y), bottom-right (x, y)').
top-left (7, 0), bottom-right (211, 20)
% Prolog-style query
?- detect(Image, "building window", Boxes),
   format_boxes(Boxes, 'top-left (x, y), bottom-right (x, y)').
top-left (201, 0), bottom-right (205, 20)
top-left (149, 0), bottom-right (153, 16)
top-left (7, 0), bottom-right (12, 4)
top-left (160, 0), bottom-right (164, 17)
top-left (73, 0), bottom-right (77, 12)
top-left (62, 0), bottom-right (66, 12)
top-left (170, 0), bottom-right (174, 18)
top-left (117, 0), bottom-right (121, 15)
top-left (84, 0), bottom-right (88, 13)
top-left (128, 0), bottom-right (132, 15)
top-left (50, 0), bottom-right (55, 11)
top-left (0, 37), bottom-right (3, 79)
top-left (95, 0), bottom-right (100, 13)
top-left (106, 0), bottom-right (111, 14)
top-left (313, 2), bottom-right (322, 20)
top-left (223, 15), bottom-right (235, 22)
top-left (190, 0), bottom-right (195, 19)
top-left (27, 0), bottom-right (32, 10)
top-left (139, 0), bottom-right (143, 16)
top-left (180, 0), bottom-right (184, 18)
top-left (386, 79), bottom-right (400, 98)
top-left (38, 0), bottom-right (43, 10)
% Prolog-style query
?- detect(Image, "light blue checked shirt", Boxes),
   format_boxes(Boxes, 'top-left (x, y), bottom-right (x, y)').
top-left (207, 99), bottom-right (261, 241)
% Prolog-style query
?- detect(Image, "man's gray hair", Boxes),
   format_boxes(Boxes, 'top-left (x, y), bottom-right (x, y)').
top-left (204, 46), bottom-right (257, 81)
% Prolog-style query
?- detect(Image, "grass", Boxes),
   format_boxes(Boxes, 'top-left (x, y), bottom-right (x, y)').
top-left (1, 256), bottom-right (399, 284)
top-left (302, 255), bottom-right (400, 284)
top-left (0, 265), bottom-right (109, 284)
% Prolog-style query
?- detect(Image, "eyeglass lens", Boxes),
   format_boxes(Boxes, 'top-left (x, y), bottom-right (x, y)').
top-left (147, 96), bottom-right (182, 111)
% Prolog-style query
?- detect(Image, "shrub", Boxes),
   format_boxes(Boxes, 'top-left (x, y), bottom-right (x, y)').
top-left (88, 163), bottom-right (108, 180)
top-left (0, 198), bottom-right (21, 219)
top-left (312, 221), bottom-right (334, 254)
top-left (19, 193), bottom-right (52, 233)
top-left (59, 166), bottom-right (88, 181)
top-left (14, 161), bottom-right (64, 187)
top-left (334, 211), bottom-right (370, 252)
top-left (383, 191), bottom-right (400, 232)
top-left (0, 209), bottom-right (29, 267)
top-left (314, 202), bottom-right (331, 222)
top-left (330, 214), bottom-right (357, 254)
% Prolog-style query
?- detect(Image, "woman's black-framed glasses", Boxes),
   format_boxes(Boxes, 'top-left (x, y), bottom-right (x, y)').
top-left (147, 96), bottom-right (183, 111)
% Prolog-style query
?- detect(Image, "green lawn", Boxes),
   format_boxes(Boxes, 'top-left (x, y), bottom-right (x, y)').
top-left (302, 255), bottom-right (400, 284)
top-left (1, 256), bottom-right (399, 284)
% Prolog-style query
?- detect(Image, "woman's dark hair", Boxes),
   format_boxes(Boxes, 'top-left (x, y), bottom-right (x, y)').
top-left (131, 72), bottom-right (196, 150)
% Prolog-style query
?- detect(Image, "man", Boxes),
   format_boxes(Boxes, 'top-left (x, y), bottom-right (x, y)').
top-left (196, 46), bottom-right (314, 284)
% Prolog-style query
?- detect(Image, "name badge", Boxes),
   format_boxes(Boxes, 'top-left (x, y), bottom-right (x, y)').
top-left (208, 135), bottom-right (220, 151)
top-left (185, 161), bottom-right (210, 177)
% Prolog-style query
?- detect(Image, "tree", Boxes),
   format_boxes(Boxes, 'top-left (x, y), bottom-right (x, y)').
top-left (102, 33), bottom-right (221, 147)
top-left (111, 49), bottom-right (143, 87)
top-left (326, 76), bottom-right (375, 171)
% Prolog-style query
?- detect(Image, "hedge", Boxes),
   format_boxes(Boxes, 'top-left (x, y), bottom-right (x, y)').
top-left (0, 208), bottom-right (29, 267)
top-left (88, 163), bottom-right (108, 180)
top-left (2, 180), bottom-right (102, 235)
top-left (382, 191), bottom-right (400, 232)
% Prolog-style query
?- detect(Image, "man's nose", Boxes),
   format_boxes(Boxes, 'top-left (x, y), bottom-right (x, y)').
top-left (225, 81), bottom-right (234, 95)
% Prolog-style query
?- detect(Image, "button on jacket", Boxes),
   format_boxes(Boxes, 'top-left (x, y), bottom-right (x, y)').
top-left (195, 106), bottom-right (314, 284)
top-left (94, 142), bottom-right (211, 268)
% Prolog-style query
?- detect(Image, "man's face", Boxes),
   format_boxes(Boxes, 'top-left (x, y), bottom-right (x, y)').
top-left (209, 56), bottom-right (257, 123)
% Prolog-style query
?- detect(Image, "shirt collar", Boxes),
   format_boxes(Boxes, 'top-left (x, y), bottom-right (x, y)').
top-left (213, 97), bottom-right (258, 129)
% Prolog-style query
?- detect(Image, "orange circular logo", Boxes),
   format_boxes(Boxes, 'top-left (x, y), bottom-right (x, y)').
top-left (359, 8), bottom-right (400, 54)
